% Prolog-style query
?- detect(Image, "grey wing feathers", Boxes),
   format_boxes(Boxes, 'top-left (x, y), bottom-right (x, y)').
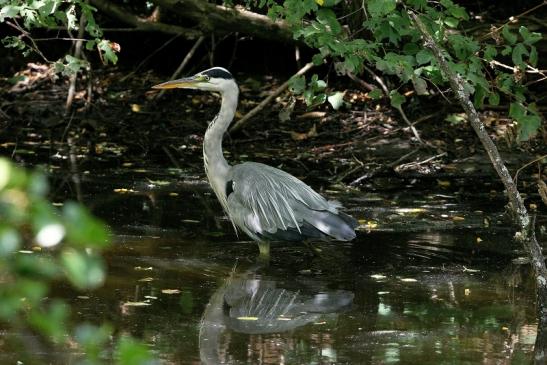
top-left (226, 162), bottom-right (357, 242)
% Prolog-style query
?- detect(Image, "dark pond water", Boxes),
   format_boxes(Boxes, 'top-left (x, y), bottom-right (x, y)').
top-left (3, 166), bottom-right (542, 364)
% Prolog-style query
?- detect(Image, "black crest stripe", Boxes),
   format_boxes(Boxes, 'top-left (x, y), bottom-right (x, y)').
top-left (203, 68), bottom-right (233, 80)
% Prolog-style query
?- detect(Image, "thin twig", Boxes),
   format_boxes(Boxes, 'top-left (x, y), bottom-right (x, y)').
top-left (363, 64), bottom-right (389, 95)
top-left (121, 34), bottom-right (181, 82)
top-left (5, 21), bottom-right (50, 62)
top-left (155, 35), bottom-right (205, 100)
top-left (360, 64), bottom-right (425, 144)
top-left (347, 72), bottom-right (375, 92)
top-left (514, 154), bottom-right (547, 186)
top-left (230, 62), bottom-right (314, 133)
top-left (479, 1), bottom-right (547, 41)
top-left (395, 105), bottom-right (424, 144)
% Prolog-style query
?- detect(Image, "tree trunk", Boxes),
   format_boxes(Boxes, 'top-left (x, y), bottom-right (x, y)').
top-left (152, 0), bottom-right (294, 43)
top-left (91, 0), bottom-right (295, 43)
top-left (90, 0), bottom-right (202, 38)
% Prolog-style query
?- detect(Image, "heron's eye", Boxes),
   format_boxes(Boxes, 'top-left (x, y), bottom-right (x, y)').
top-left (202, 75), bottom-right (210, 81)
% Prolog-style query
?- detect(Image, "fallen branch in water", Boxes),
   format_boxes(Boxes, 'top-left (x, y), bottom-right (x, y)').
top-left (410, 11), bottom-right (547, 363)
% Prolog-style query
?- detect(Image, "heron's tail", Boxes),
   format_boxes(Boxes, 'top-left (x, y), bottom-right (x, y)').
top-left (296, 205), bottom-right (358, 241)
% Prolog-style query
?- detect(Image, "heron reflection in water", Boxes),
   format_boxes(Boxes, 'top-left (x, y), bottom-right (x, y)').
top-left (199, 268), bottom-right (354, 364)
top-left (153, 67), bottom-right (358, 257)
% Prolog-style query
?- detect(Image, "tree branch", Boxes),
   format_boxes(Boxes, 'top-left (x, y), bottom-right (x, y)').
top-left (89, 0), bottom-right (202, 38)
top-left (152, 0), bottom-right (294, 43)
top-left (229, 62), bottom-right (314, 133)
top-left (410, 11), bottom-right (547, 362)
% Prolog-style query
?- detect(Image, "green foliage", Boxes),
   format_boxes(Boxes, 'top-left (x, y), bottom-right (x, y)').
top-left (241, 0), bottom-right (543, 142)
top-left (0, 0), bottom-right (118, 76)
top-left (289, 74), bottom-right (346, 110)
top-left (0, 158), bottom-right (152, 363)
top-left (116, 337), bottom-right (155, 365)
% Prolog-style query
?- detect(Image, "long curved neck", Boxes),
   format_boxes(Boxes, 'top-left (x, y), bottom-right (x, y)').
top-left (203, 84), bottom-right (238, 207)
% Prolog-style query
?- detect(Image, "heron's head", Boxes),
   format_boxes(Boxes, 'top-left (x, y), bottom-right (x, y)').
top-left (152, 67), bottom-right (236, 94)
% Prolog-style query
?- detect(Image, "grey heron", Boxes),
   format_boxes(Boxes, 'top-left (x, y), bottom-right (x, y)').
top-left (153, 67), bottom-right (358, 257)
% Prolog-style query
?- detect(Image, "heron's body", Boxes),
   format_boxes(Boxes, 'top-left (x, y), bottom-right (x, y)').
top-left (153, 67), bottom-right (358, 256)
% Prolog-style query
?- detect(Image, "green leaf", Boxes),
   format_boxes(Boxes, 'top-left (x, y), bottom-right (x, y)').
top-left (445, 113), bottom-right (466, 124)
top-left (316, 8), bottom-right (341, 34)
top-left (61, 249), bottom-right (106, 290)
top-left (367, 0), bottom-right (396, 17)
top-left (509, 102), bottom-right (526, 120)
top-left (502, 26), bottom-right (517, 45)
top-left (75, 323), bottom-right (113, 362)
top-left (517, 114), bottom-right (541, 141)
top-left (501, 45), bottom-right (512, 56)
top-left (31, 201), bottom-right (63, 247)
top-left (0, 225), bottom-right (21, 256)
top-left (447, 4), bottom-right (469, 20)
top-left (416, 49), bottom-right (433, 65)
top-left (63, 202), bottom-right (109, 248)
top-left (289, 75), bottom-right (306, 94)
top-left (28, 300), bottom-right (69, 342)
top-left (412, 76), bottom-right (428, 95)
top-left (444, 17), bottom-right (459, 28)
top-left (368, 88), bottom-right (383, 99)
top-left (27, 170), bottom-right (49, 197)
top-left (15, 254), bottom-right (60, 280)
top-left (311, 53), bottom-right (324, 65)
top-left (483, 45), bottom-right (497, 61)
top-left (97, 40), bottom-right (119, 65)
top-left (511, 43), bottom-right (528, 68)
top-left (327, 91), bottom-right (345, 110)
top-left (488, 92), bottom-right (500, 106)
top-left (116, 336), bottom-right (153, 365)
top-left (529, 46), bottom-right (538, 67)
top-left (0, 5), bottom-right (21, 21)
top-left (402, 42), bottom-right (419, 55)
top-left (0, 158), bottom-right (27, 191)
top-left (17, 279), bottom-right (48, 305)
top-left (510, 102), bottom-right (542, 141)
top-left (473, 85), bottom-right (486, 108)
top-left (389, 90), bottom-right (405, 109)
top-left (519, 26), bottom-right (542, 45)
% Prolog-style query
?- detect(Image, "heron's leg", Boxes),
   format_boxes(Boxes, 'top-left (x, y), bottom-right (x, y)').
top-left (257, 241), bottom-right (270, 260)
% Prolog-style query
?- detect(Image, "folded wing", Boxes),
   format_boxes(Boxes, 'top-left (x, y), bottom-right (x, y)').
top-left (226, 162), bottom-right (357, 242)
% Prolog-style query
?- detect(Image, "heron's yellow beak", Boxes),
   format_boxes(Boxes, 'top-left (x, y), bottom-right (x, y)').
top-left (152, 75), bottom-right (206, 89)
